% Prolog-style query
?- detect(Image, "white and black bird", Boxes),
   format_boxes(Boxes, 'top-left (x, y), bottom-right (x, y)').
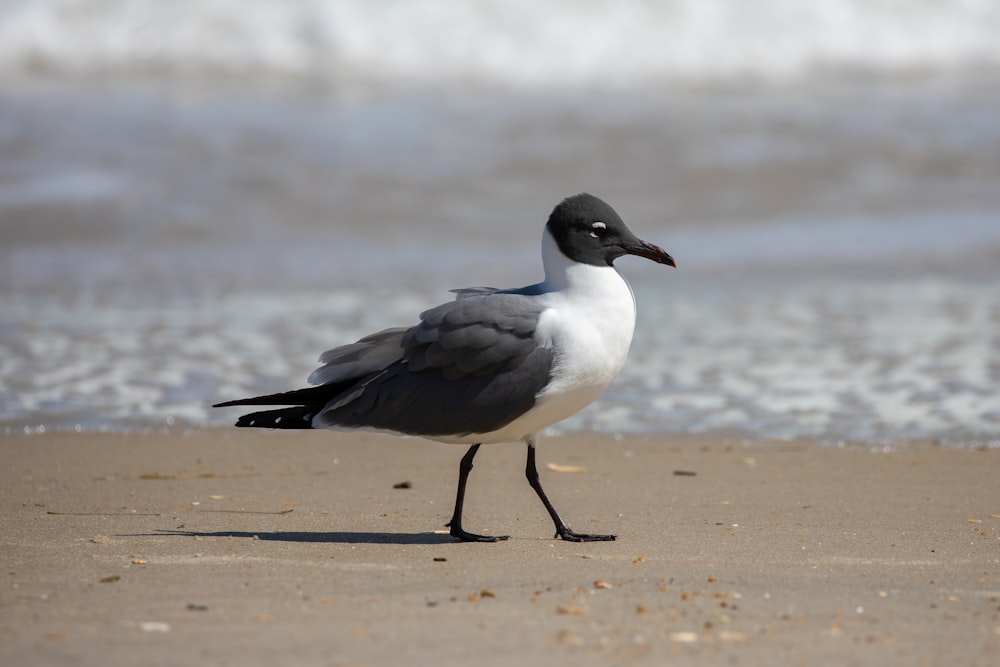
top-left (214, 193), bottom-right (675, 542)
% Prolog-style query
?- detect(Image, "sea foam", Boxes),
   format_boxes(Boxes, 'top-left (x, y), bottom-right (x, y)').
top-left (0, 1), bottom-right (998, 89)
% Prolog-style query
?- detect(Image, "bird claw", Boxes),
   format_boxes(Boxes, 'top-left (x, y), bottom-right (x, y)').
top-left (556, 528), bottom-right (617, 542)
top-left (448, 523), bottom-right (510, 543)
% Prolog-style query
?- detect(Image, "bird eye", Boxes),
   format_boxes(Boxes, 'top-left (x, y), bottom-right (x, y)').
top-left (589, 221), bottom-right (607, 239)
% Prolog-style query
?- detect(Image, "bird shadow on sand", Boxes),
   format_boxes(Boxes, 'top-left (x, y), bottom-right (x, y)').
top-left (138, 528), bottom-right (458, 545)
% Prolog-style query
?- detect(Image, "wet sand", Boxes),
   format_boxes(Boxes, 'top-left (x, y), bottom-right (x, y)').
top-left (2, 430), bottom-right (998, 666)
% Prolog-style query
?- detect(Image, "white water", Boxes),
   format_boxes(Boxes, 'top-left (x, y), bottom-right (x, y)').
top-left (2, 3), bottom-right (999, 447)
top-left (0, 0), bottom-right (998, 89)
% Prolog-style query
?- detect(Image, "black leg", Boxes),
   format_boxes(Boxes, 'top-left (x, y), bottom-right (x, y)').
top-left (446, 444), bottom-right (509, 542)
top-left (525, 439), bottom-right (616, 542)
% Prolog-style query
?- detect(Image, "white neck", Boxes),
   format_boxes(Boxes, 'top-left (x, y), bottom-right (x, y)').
top-left (539, 227), bottom-right (628, 297)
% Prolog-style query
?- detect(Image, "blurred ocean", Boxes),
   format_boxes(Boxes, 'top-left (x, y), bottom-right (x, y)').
top-left (1, 0), bottom-right (999, 447)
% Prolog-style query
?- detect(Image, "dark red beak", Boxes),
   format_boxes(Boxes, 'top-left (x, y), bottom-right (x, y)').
top-left (625, 240), bottom-right (676, 267)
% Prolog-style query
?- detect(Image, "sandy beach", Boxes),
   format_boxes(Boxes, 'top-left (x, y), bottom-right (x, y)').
top-left (2, 430), bottom-right (997, 666)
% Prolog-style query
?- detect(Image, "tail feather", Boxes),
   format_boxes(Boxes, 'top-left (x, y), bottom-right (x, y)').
top-left (234, 405), bottom-right (318, 429)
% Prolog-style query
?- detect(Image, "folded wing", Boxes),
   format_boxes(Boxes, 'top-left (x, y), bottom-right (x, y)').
top-left (216, 293), bottom-right (554, 438)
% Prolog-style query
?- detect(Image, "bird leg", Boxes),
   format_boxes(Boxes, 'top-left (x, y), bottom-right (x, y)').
top-left (525, 438), bottom-right (616, 542)
top-left (446, 444), bottom-right (509, 542)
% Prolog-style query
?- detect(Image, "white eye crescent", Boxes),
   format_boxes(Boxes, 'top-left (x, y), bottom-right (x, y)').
top-left (589, 221), bottom-right (607, 238)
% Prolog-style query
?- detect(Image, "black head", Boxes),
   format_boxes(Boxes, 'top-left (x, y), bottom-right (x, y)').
top-left (545, 193), bottom-right (676, 268)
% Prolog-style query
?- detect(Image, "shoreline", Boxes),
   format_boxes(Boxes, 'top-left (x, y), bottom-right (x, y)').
top-left (2, 429), bottom-right (998, 665)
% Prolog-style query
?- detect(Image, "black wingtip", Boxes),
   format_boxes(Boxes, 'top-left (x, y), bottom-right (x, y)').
top-left (231, 406), bottom-right (318, 429)
top-left (234, 413), bottom-right (256, 427)
top-left (211, 383), bottom-right (351, 410)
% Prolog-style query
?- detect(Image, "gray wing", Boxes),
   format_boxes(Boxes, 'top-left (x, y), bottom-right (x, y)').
top-left (450, 286), bottom-right (500, 300)
top-left (308, 327), bottom-right (409, 385)
top-left (314, 293), bottom-right (554, 437)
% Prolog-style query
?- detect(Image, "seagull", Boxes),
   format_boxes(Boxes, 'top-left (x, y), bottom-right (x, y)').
top-left (214, 193), bottom-right (675, 542)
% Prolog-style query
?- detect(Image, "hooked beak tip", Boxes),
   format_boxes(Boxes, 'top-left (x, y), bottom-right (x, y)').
top-left (627, 240), bottom-right (676, 267)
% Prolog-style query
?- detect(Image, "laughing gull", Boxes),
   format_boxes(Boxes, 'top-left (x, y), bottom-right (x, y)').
top-left (215, 193), bottom-right (675, 542)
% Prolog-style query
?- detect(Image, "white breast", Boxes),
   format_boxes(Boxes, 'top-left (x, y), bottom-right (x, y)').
top-left (532, 261), bottom-right (636, 412)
